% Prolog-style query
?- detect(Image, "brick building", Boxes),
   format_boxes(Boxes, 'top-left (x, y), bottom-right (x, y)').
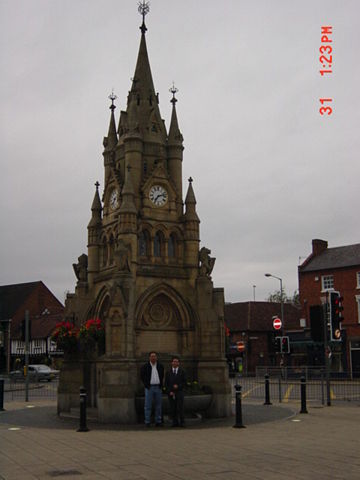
top-left (0, 281), bottom-right (64, 372)
top-left (298, 239), bottom-right (360, 376)
top-left (224, 301), bottom-right (301, 375)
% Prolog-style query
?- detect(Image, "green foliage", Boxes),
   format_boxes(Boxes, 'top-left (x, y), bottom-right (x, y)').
top-left (266, 289), bottom-right (300, 306)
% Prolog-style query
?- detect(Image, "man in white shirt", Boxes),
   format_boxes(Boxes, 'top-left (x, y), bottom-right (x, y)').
top-left (140, 351), bottom-right (164, 427)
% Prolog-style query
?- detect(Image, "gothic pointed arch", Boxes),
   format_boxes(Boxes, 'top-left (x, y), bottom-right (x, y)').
top-left (135, 282), bottom-right (195, 331)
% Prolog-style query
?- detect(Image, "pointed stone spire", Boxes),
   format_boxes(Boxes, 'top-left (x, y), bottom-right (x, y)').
top-left (88, 181), bottom-right (102, 228)
top-left (104, 91), bottom-right (118, 151)
top-left (125, 2), bottom-right (166, 143)
top-left (184, 177), bottom-right (199, 222)
top-left (130, 2), bottom-right (156, 102)
top-left (168, 83), bottom-right (183, 145)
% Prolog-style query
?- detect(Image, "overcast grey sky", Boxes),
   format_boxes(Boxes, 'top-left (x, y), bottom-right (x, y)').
top-left (1, 0), bottom-right (359, 304)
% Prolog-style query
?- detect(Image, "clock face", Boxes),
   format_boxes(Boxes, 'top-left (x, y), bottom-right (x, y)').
top-left (109, 189), bottom-right (119, 210)
top-left (149, 185), bottom-right (168, 206)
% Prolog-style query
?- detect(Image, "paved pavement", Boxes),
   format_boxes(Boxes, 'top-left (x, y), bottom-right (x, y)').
top-left (0, 398), bottom-right (359, 479)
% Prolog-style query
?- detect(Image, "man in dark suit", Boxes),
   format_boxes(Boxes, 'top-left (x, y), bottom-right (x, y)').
top-left (140, 351), bottom-right (164, 427)
top-left (165, 356), bottom-right (186, 427)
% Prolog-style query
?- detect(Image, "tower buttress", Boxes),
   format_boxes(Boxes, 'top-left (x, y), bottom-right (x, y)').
top-left (167, 85), bottom-right (184, 213)
top-left (184, 177), bottom-right (200, 268)
top-left (103, 93), bottom-right (118, 181)
top-left (87, 181), bottom-right (102, 286)
top-left (118, 165), bottom-right (138, 264)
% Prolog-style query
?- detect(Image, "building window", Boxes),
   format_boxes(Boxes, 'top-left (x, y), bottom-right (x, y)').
top-left (139, 230), bottom-right (150, 257)
top-left (321, 275), bottom-right (334, 291)
top-left (168, 234), bottom-right (176, 258)
top-left (357, 272), bottom-right (360, 289)
top-left (154, 232), bottom-right (162, 257)
top-left (101, 237), bottom-right (108, 266)
top-left (356, 296), bottom-right (360, 324)
top-left (109, 235), bottom-right (114, 265)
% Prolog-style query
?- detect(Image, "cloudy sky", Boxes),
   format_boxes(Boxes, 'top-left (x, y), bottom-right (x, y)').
top-left (1, 0), bottom-right (359, 305)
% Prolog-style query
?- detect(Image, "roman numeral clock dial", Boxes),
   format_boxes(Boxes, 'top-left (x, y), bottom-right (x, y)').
top-left (149, 185), bottom-right (168, 207)
top-left (110, 189), bottom-right (119, 210)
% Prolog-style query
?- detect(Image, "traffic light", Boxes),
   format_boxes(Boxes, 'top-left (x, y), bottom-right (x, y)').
top-left (274, 336), bottom-right (281, 353)
top-left (281, 336), bottom-right (290, 354)
top-left (329, 291), bottom-right (343, 341)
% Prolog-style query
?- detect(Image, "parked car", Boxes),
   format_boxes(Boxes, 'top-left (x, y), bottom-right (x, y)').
top-left (10, 364), bottom-right (57, 382)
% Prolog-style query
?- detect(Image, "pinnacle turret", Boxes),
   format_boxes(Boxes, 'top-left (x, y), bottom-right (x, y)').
top-left (184, 177), bottom-right (200, 222)
top-left (103, 92), bottom-right (118, 151)
top-left (88, 181), bottom-right (102, 228)
top-left (168, 84), bottom-right (183, 146)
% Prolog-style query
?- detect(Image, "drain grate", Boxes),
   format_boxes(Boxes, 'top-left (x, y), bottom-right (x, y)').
top-left (48, 469), bottom-right (82, 477)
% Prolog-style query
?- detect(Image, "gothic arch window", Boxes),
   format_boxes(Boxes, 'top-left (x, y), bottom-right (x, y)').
top-left (168, 233), bottom-right (176, 258)
top-left (101, 237), bottom-right (108, 266)
top-left (109, 235), bottom-right (114, 265)
top-left (139, 230), bottom-right (150, 257)
top-left (154, 231), bottom-right (165, 258)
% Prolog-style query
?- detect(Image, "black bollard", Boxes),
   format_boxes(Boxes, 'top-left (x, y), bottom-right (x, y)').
top-left (300, 376), bottom-right (308, 414)
top-left (0, 379), bottom-right (4, 411)
top-left (264, 374), bottom-right (272, 405)
top-left (233, 384), bottom-right (246, 428)
top-left (77, 386), bottom-right (89, 432)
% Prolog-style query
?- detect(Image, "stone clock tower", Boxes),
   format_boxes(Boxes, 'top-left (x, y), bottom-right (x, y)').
top-left (59, 4), bottom-right (231, 423)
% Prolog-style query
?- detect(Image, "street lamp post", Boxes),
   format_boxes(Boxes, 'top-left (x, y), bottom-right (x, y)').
top-left (265, 273), bottom-right (285, 334)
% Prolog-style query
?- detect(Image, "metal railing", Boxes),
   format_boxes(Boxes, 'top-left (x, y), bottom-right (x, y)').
top-left (255, 366), bottom-right (359, 380)
top-left (231, 374), bottom-right (360, 404)
top-left (3, 377), bottom-right (58, 402)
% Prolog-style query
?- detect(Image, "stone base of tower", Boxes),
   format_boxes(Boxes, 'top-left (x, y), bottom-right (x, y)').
top-left (198, 360), bottom-right (232, 417)
top-left (95, 358), bottom-right (138, 424)
top-left (97, 397), bottom-right (137, 424)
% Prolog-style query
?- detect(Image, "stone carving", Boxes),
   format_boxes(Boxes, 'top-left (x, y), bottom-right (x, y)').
top-left (108, 281), bottom-right (128, 316)
top-left (142, 295), bottom-right (175, 328)
top-left (199, 247), bottom-right (215, 277)
top-left (114, 240), bottom-right (131, 272)
top-left (73, 254), bottom-right (88, 282)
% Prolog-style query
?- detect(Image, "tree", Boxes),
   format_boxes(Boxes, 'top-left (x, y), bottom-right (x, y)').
top-left (266, 289), bottom-right (300, 306)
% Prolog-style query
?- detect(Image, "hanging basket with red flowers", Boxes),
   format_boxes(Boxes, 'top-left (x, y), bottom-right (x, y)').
top-left (51, 321), bottom-right (79, 354)
top-left (78, 318), bottom-right (105, 354)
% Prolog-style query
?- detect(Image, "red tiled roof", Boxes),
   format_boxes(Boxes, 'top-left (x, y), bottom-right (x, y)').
top-left (299, 243), bottom-right (360, 272)
top-left (225, 301), bottom-right (301, 332)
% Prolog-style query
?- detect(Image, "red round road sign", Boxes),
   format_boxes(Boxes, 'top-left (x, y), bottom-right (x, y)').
top-left (273, 317), bottom-right (282, 330)
top-left (236, 341), bottom-right (245, 352)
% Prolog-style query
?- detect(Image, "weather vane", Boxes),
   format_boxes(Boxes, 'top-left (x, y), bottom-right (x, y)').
top-left (108, 89), bottom-right (117, 110)
top-left (138, 1), bottom-right (150, 33)
top-left (169, 82), bottom-right (178, 104)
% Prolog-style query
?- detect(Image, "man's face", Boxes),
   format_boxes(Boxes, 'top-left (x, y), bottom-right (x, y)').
top-left (171, 358), bottom-right (179, 369)
top-left (149, 353), bottom-right (157, 364)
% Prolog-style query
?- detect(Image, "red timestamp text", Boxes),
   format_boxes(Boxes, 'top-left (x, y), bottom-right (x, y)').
top-left (319, 26), bottom-right (333, 116)
top-left (319, 26), bottom-right (333, 76)
top-left (319, 98), bottom-right (332, 116)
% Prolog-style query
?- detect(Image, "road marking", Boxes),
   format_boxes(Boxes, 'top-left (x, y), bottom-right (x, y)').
top-left (283, 385), bottom-right (294, 403)
top-left (242, 384), bottom-right (263, 398)
top-left (8, 427), bottom-right (21, 431)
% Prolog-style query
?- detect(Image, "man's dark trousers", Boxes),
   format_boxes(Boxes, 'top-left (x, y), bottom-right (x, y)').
top-left (166, 369), bottom-right (186, 426)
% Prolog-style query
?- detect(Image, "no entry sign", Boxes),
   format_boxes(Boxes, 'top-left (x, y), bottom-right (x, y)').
top-left (273, 317), bottom-right (282, 330)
